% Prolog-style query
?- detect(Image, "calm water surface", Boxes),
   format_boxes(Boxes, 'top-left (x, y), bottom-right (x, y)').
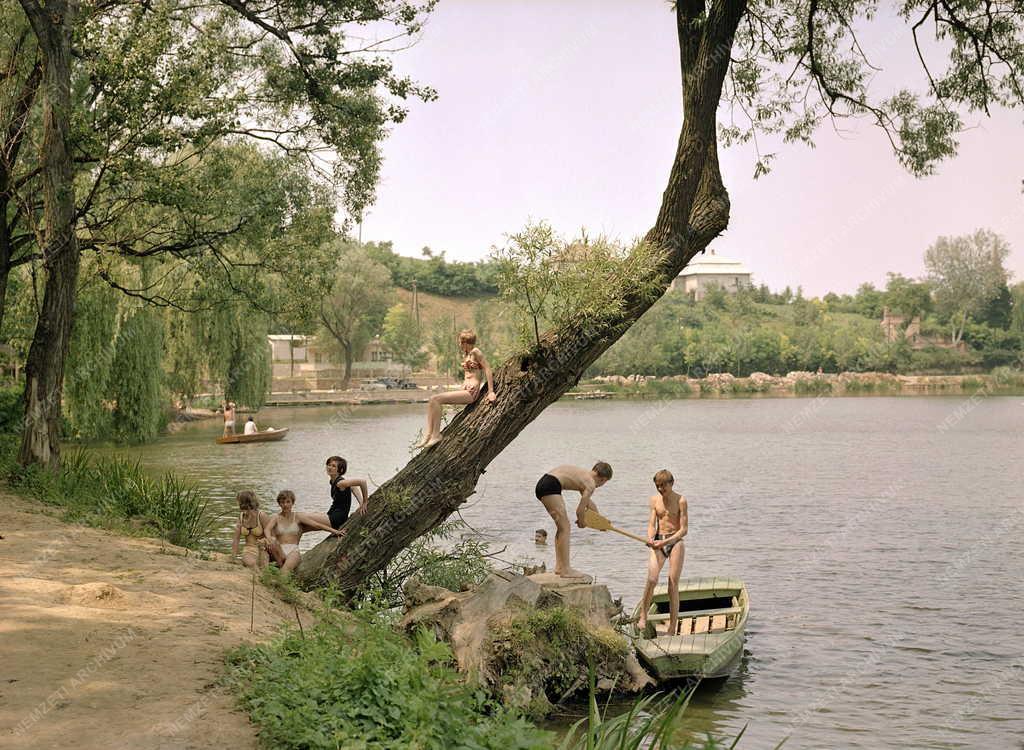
top-left (102, 396), bottom-right (1024, 749)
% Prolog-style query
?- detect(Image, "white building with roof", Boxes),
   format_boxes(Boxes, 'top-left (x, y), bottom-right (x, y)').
top-left (670, 250), bottom-right (752, 300)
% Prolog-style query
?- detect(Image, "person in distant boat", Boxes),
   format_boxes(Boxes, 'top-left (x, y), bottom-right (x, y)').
top-left (223, 401), bottom-right (236, 436)
top-left (230, 490), bottom-right (273, 570)
top-left (637, 469), bottom-right (688, 635)
top-left (309, 455), bottom-right (368, 530)
top-left (243, 416), bottom-right (258, 435)
top-left (535, 462), bottom-right (613, 579)
top-left (264, 490), bottom-right (344, 575)
top-left (417, 329), bottom-right (496, 448)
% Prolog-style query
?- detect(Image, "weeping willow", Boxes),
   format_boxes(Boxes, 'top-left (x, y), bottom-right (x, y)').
top-left (65, 261), bottom-right (167, 443)
top-left (108, 306), bottom-right (165, 442)
top-left (197, 304), bottom-right (271, 409)
top-left (65, 277), bottom-right (119, 439)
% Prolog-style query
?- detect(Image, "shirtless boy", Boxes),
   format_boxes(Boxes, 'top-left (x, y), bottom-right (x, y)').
top-left (637, 469), bottom-right (688, 635)
top-left (222, 401), bottom-right (236, 436)
top-left (535, 462), bottom-right (613, 578)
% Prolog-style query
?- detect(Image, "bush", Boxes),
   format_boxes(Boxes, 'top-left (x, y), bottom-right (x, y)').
top-left (488, 607), bottom-right (630, 715)
top-left (793, 378), bottom-right (832, 395)
top-left (3, 446), bottom-right (213, 548)
top-left (363, 520), bottom-right (494, 607)
top-left (0, 386), bottom-right (23, 434)
top-left (226, 614), bottom-right (551, 750)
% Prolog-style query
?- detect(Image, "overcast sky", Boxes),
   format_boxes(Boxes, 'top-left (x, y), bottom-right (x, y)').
top-left (361, 0), bottom-right (1023, 297)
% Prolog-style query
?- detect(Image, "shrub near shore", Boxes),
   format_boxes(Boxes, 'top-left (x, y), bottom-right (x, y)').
top-left (0, 442), bottom-right (213, 548)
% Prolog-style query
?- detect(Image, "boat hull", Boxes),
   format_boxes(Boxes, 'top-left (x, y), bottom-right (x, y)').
top-left (632, 576), bottom-right (748, 682)
top-left (215, 428), bottom-right (289, 445)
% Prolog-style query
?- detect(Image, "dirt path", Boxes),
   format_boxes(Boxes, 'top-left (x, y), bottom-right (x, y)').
top-left (0, 493), bottom-right (312, 749)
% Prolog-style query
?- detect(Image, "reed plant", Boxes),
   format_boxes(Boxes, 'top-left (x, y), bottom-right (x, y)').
top-left (2, 445), bottom-right (213, 549)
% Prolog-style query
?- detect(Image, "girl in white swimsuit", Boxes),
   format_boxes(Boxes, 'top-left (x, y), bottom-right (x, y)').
top-left (265, 489), bottom-right (344, 575)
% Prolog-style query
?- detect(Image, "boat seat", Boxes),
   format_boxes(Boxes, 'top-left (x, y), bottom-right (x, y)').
top-left (647, 605), bottom-right (742, 622)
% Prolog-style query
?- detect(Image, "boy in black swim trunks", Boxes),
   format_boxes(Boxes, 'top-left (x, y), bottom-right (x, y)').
top-left (534, 462), bottom-right (613, 579)
top-left (637, 469), bottom-right (688, 635)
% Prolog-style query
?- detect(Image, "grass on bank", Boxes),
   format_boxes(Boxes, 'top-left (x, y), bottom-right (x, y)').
top-left (225, 609), bottom-right (743, 750)
top-left (0, 437), bottom-right (213, 548)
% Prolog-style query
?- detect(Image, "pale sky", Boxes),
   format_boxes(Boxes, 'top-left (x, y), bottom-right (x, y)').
top-left (361, 0), bottom-right (1024, 297)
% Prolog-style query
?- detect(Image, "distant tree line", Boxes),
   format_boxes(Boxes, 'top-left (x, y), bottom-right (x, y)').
top-left (364, 242), bottom-right (499, 297)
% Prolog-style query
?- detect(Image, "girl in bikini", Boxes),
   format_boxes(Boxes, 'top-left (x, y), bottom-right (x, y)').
top-left (417, 329), bottom-right (496, 448)
top-left (264, 490), bottom-right (344, 575)
top-left (230, 491), bottom-right (273, 570)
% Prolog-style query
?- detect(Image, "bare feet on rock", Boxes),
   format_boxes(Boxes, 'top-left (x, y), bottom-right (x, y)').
top-left (554, 567), bottom-right (592, 581)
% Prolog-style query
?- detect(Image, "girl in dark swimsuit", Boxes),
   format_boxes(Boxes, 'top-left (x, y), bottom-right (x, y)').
top-left (417, 329), bottom-right (496, 448)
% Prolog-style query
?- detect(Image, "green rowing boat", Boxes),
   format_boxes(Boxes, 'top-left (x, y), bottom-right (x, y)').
top-left (631, 576), bottom-right (748, 681)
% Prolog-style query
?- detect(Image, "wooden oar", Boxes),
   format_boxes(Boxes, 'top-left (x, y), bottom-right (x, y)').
top-left (582, 509), bottom-right (649, 546)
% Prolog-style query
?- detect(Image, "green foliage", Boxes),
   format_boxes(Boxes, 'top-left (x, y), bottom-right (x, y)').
top-left (428, 316), bottom-right (461, 379)
top-left (317, 241), bottom-right (395, 381)
top-left (925, 229), bottom-right (1011, 343)
top-left (365, 241), bottom-right (500, 297)
top-left (884, 273), bottom-right (933, 319)
top-left (492, 223), bottom-right (664, 348)
top-left (366, 520), bottom-right (492, 607)
top-left (559, 681), bottom-right (736, 750)
top-left (3, 447), bottom-right (212, 548)
top-left (722, 0), bottom-right (1023, 177)
top-left (1011, 283), bottom-right (1024, 335)
top-left (108, 306), bottom-right (166, 442)
top-left (0, 386), bottom-right (23, 435)
top-left (225, 615), bottom-right (551, 750)
top-left (64, 278), bottom-right (119, 439)
top-left (382, 303), bottom-right (426, 369)
top-left (488, 606), bottom-right (629, 712)
top-left (259, 566), bottom-right (304, 606)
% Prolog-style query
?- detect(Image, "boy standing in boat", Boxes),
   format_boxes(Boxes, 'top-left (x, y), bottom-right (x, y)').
top-left (535, 462), bottom-right (613, 579)
top-left (637, 469), bottom-right (688, 635)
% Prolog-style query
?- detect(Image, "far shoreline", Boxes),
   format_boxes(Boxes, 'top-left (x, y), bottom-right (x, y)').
top-left (167, 369), bottom-right (1024, 424)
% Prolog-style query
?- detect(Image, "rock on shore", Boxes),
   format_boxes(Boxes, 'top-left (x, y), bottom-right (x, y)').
top-left (400, 571), bottom-right (653, 717)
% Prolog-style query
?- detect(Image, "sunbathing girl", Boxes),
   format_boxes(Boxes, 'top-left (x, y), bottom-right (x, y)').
top-left (417, 329), bottom-right (496, 448)
top-left (230, 491), bottom-right (273, 570)
top-left (265, 490), bottom-right (344, 575)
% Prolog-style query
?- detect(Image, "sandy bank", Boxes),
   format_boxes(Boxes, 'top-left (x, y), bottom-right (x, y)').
top-left (0, 493), bottom-right (311, 750)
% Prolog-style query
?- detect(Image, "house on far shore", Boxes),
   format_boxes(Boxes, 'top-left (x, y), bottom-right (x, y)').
top-left (268, 333), bottom-right (403, 391)
top-left (670, 250), bottom-right (752, 300)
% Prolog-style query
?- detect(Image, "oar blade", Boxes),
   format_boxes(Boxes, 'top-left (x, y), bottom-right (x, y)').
top-left (582, 508), bottom-right (613, 531)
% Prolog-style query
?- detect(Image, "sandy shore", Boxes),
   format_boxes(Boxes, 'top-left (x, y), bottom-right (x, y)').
top-left (0, 493), bottom-right (312, 750)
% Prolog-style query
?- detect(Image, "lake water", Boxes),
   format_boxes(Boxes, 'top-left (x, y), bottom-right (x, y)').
top-left (103, 395), bottom-right (1024, 749)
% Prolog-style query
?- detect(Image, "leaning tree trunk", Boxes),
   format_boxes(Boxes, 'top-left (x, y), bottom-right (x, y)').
top-left (17, 0), bottom-right (80, 469)
top-left (297, 0), bottom-right (746, 594)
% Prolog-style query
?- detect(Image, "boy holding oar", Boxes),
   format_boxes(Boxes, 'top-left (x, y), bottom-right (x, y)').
top-left (637, 469), bottom-right (688, 635)
top-left (534, 462), bottom-right (613, 579)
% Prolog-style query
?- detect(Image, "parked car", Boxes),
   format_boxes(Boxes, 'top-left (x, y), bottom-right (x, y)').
top-left (368, 377), bottom-right (419, 390)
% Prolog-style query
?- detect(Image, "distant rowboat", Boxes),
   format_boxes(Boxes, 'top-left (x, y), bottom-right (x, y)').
top-left (216, 427), bottom-right (289, 445)
top-left (631, 576), bottom-right (748, 681)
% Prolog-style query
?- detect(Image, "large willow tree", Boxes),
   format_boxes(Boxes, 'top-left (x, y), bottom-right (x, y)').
top-left (13, 0), bottom-right (435, 467)
top-left (297, 1), bottom-right (1024, 594)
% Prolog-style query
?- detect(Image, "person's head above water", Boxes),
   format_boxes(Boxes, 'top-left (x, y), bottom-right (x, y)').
top-left (236, 490), bottom-right (258, 510)
top-left (534, 528), bottom-right (548, 544)
top-left (325, 456), bottom-right (347, 478)
top-left (592, 461), bottom-right (613, 487)
top-left (276, 489), bottom-right (296, 512)
top-left (458, 329), bottom-right (476, 353)
top-left (653, 469), bottom-right (674, 495)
